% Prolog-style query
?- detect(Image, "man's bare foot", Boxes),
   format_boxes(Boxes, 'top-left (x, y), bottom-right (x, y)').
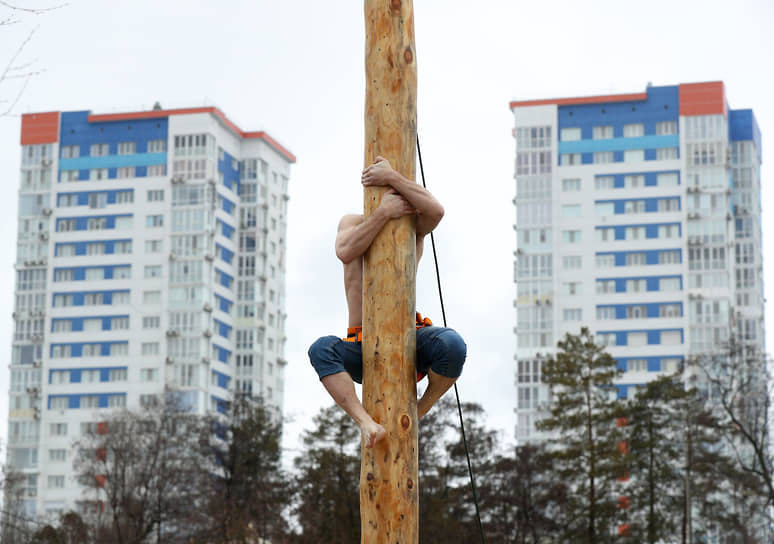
top-left (361, 421), bottom-right (387, 448)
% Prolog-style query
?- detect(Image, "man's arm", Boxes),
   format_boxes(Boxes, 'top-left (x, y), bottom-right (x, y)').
top-left (335, 192), bottom-right (415, 264)
top-left (361, 157), bottom-right (444, 237)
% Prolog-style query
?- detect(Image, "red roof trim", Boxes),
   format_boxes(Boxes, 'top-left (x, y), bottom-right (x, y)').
top-left (88, 107), bottom-right (296, 163)
top-left (509, 92), bottom-right (648, 109)
top-left (21, 111), bottom-right (60, 145)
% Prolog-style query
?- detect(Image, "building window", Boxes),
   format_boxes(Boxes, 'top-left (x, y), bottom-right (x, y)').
top-left (623, 123), bottom-right (644, 138)
top-left (661, 330), bottom-right (682, 345)
top-left (596, 280), bottom-right (616, 294)
top-left (562, 230), bottom-right (581, 244)
top-left (593, 151), bottom-right (614, 164)
top-left (48, 475), bottom-right (65, 488)
top-left (595, 176), bottom-right (615, 190)
top-left (148, 139), bottom-right (167, 153)
top-left (561, 153), bottom-right (581, 166)
top-left (562, 256), bottom-right (582, 269)
top-left (141, 368), bottom-right (159, 382)
top-left (624, 175), bottom-right (644, 189)
top-left (143, 290), bottom-right (161, 304)
top-left (624, 149), bottom-right (644, 163)
top-left (89, 168), bottom-right (109, 181)
top-left (560, 127), bottom-right (581, 141)
top-left (596, 254), bottom-right (615, 268)
top-left (627, 359), bottom-right (648, 372)
top-left (142, 316), bottom-right (160, 329)
top-left (656, 148), bottom-right (678, 160)
top-left (116, 167), bottom-right (136, 178)
top-left (61, 145), bottom-right (79, 159)
top-left (563, 308), bottom-right (582, 321)
top-left (117, 142), bottom-right (136, 155)
top-left (625, 252), bottom-right (647, 266)
top-left (147, 190), bottom-right (164, 202)
top-left (49, 449), bottom-right (67, 462)
top-left (145, 240), bottom-right (162, 253)
top-left (142, 342), bottom-right (160, 355)
top-left (656, 121), bottom-right (678, 135)
top-left (626, 305), bottom-right (647, 319)
top-left (147, 164), bottom-right (167, 176)
top-left (562, 282), bottom-right (582, 296)
top-left (90, 143), bottom-right (109, 157)
top-left (144, 265), bottom-right (162, 278)
top-left (561, 178), bottom-right (581, 192)
top-left (561, 204), bottom-right (581, 217)
top-left (146, 215), bottom-right (163, 228)
top-left (592, 126), bottom-right (613, 140)
top-left (596, 307), bottom-right (616, 320)
top-left (657, 173), bottom-right (679, 187)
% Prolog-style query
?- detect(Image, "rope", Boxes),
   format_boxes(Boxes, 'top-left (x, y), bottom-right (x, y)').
top-left (417, 134), bottom-right (486, 544)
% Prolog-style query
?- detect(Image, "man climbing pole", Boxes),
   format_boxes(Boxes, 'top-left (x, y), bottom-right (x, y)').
top-left (308, 156), bottom-right (467, 448)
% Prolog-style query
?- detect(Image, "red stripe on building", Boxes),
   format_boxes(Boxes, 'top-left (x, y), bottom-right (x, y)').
top-left (509, 92), bottom-right (647, 110)
top-left (20, 112), bottom-right (60, 145)
top-left (679, 81), bottom-right (727, 117)
top-left (88, 107), bottom-right (296, 163)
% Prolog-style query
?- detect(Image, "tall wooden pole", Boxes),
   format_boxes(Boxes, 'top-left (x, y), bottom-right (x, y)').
top-left (361, 1), bottom-right (418, 543)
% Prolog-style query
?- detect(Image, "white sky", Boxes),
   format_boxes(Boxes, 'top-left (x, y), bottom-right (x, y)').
top-left (0, 0), bottom-right (772, 460)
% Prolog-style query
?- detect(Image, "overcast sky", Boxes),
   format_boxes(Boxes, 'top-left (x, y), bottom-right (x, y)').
top-left (0, 0), bottom-right (772, 460)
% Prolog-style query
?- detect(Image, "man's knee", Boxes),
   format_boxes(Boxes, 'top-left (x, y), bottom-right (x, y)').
top-left (428, 328), bottom-right (467, 379)
top-left (308, 336), bottom-right (342, 377)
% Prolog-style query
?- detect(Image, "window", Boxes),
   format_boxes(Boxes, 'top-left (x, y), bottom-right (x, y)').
top-left (560, 127), bottom-right (581, 141)
top-left (561, 204), bottom-right (581, 217)
top-left (661, 330), bottom-right (682, 345)
top-left (90, 143), bottom-right (109, 157)
top-left (146, 215), bottom-right (163, 228)
top-left (625, 279), bottom-right (647, 292)
top-left (659, 277), bottom-right (681, 291)
top-left (145, 240), bottom-right (162, 253)
top-left (49, 449), bottom-right (66, 462)
top-left (658, 224), bottom-right (680, 239)
top-left (562, 282), bottom-right (581, 296)
top-left (142, 316), bottom-right (160, 329)
top-left (562, 178), bottom-right (581, 192)
top-left (656, 148), bottom-right (678, 160)
top-left (628, 332), bottom-right (647, 347)
top-left (48, 475), bottom-right (65, 488)
top-left (596, 280), bottom-right (616, 294)
top-left (626, 305), bottom-right (647, 319)
top-left (627, 359), bottom-right (648, 372)
top-left (116, 190), bottom-right (134, 204)
top-left (661, 358), bottom-right (681, 372)
top-left (656, 121), bottom-right (677, 135)
top-left (624, 200), bottom-right (645, 214)
top-left (147, 190), bottom-right (164, 202)
top-left (117, 142), bottom-right (136, 155)
top-left (625, 252), bottom-right (647, 266)
top-left (144, 265), bottom-right (162, 278)
top-left (49, 423), bottom-right (67, 436)
top-left (562, 256), bottom-right (582, 269)
top-left (624, 175), bottom-right (644, 189)
top-left (624, 150), bottom-right (644, 163)
top-left (660, 303), bottom-right (681, 317)
top-left (563, 308), bottom-right (582, 321)
top-left (148, 139), bottom-right (166, 153)
top-left (595, 176), bottom-right (615, 190)
top-left (562, 230), bottom-right (581, 243)
top-left (61, 145), bottom-right (79, 158)
top-left (657, 173), bottom-right (679, 187)
top-left (593, 125), bottom-right (613, 139)
top-left (143, 290), bottom-right (161, 304)
top-left (596, 333), bottom-right (616, 347)
top-left (148, 164), bottom-right (167, 176)
top-left (89, 168), bottom-right (109, 181)
top-left (596, 254), bottom-right (615, 268)
top-left (116, 167), bottom-right (135, 178)
top-left (623, 123), bottom-right (644, 138)
top-left (657, 198), bottom-right (680, 212)
top-left (109, 368), bottom-right (127, 382)
top-left (142, 342), bottom-right (160, 355)
top-left (596, 307), bottom-right (616, 320)
top-left (141, 368), bottom-right (159, 382)
top-left (561, 153), bottom-right (581, 166)
top-left (658, 250), bottom-right (681, 264)
top-left (593, 151), bottom-right (614, 164)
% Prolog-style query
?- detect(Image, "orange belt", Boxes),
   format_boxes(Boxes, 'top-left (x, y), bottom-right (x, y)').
top-left (344, 312), bottom-right (433, 382)
top-left (344, 312), bottom-right (433, 343)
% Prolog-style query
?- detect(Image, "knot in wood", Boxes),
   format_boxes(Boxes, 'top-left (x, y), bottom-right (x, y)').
top-left (367, 472), bottom-right (375, 481)
top-left (407, 478), bottom-right (413, 490)
top-left (403, 46), bottom-right (413, 64)
top-left (400, 414), bottom-right (410, 430)
top-left (390, 0), bottom-right (401, 10)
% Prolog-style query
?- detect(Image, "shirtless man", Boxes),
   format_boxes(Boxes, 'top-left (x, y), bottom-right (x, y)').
top-left (308, 157), bottom-right (467, 448)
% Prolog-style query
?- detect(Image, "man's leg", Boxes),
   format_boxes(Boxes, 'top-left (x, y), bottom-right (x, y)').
top-left (321, 372), bottom-right (386, 448)
top-left (416, 326), bottom-right (467, 418)
top-left (308, 335), bottom-right (386, 448)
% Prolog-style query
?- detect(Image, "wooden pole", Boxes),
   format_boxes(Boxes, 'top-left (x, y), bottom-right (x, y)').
top-left (361, 1), bottom-right (418, 543)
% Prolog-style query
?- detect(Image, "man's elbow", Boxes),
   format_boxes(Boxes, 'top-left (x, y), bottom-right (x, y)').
top-left (335, 244), bottom-right (356, 265)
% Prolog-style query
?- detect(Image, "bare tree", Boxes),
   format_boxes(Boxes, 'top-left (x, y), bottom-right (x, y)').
top-left (695, 339), bottom-right (773, 535)
top-left (0, 0), bottom-right (67, 116)
top-left (72, 397), bottom-right (210, 544)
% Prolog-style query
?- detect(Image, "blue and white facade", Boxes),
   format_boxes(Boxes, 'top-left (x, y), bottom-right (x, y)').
top-left (7, 107), bottom-right (295, 518)
top-left (510, 82), bottom-right (764, 443)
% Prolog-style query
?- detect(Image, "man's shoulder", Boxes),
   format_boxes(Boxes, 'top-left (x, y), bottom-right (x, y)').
top-left (338, 214), bottom-right (365, 230)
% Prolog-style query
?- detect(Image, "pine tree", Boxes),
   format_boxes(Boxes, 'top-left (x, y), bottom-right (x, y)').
top-left (293, 405), bottom-right (361, 544)
top-left (535, 327), bottom-right (627, 543)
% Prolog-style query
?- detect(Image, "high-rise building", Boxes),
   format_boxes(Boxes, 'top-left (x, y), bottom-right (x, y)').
top-left (6, 106), bottom-right (295, 518)
top-left (509, 82), bottom-right (763, 442)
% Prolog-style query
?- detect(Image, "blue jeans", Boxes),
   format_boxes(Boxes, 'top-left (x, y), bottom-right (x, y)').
top-left (309, 326), bottom-right (467, 383)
